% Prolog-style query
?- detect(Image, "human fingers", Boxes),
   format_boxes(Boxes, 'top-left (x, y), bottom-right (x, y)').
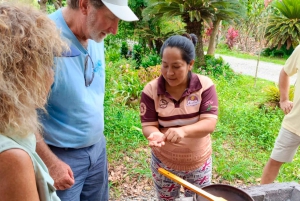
top-left (147, 133), bottom-right (154, 140)
top-left (51, 161), bottom-right (75, 190)
top-left (286, 102), bottom-right (293, 114)
top-left (149, 141), bottom-right (162, 147)
top-left (170, 135), bottom-right (179, 143)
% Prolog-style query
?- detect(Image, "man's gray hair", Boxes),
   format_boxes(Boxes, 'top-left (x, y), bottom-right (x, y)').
top-left (67, 0), bottom-right (104, 9)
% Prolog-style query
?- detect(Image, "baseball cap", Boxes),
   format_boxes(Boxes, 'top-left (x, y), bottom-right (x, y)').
top-left (102, 0), bottom-right (138, 22)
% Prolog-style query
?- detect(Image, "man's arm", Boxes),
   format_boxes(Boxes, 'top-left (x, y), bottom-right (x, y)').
top-left (278, 68), bottom-right (293, 114)
top-left (35, 133), bottom-right (75, 190)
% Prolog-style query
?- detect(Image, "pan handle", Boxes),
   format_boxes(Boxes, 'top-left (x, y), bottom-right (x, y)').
top-left (158, 168), bottom-right (228, 201)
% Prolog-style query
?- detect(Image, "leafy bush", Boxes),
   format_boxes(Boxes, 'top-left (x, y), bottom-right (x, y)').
top-left (138, 65), bottom-right (161, 85)
top-left (263, 84), bottom-right (295, 104)
top-left (141, 52), bottom-right (161, 68)
top-left (106, 59), bottom-right (143, 106)
top-left (195, 55), bottom-right (236, 80)
top-left (226, 27), bottom-right (239, 49)
top-left (261, 44), bottom-right (294, 59)
top-left (120, 41), bottom-right (128, 59)
top-left (133, 44), bottom-right (143, 68)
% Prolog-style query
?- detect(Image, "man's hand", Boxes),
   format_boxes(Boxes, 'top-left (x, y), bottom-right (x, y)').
top-left (163, 128), bottom-right (186, 143)
top-left (48, 158), bottom-right (75, 190)
top-left (147, 132), bottom-right (165, 147)
top-left (279, 100), bottom-right (293, 115)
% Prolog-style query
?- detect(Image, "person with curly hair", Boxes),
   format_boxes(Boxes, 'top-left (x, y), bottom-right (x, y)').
top-left (140, 33), bottom-right (218, 200)
top-left (36, 0), bottom-right (138, 200)
top-left (0, 2), bottom-right (67, 201)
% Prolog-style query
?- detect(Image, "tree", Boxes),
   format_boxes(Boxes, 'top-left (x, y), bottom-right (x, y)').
top-left (38, 0), bottom-right (64, 13)
top-left (206, 0), bottom-right (246, 55)
top-left (137, 17), bottom-right (186, 53)
top-left (143, 0), bottom-right (222, 67)
top-left (264, 0), bottom-right (300, 50)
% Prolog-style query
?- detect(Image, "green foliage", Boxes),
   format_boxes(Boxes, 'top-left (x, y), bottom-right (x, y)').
top-left (213, 45), bottom-right (287, 65)
top-left (105, 46), bottom-right (121, 63)
top-left (194, 55), bottom-right (236, 80)
top-left (46, 0), bottom-right (66, 13)
top-left (263, 84), bottom-right (295, 103)
top-left (212, 75), bottom-right (287, 182)
top-left (141, 52), bottom-right (161, 68)
top-left (106, 59), bottom-right (143, 106)
top-left (136, 18), bottom-right (186, 54)
top-left (265, 0), bottom-right (300, 50)
top-left (138, 65), bottom-right (161, 85)
top-left (120, 41), bottom-right (129, 59)
top-left (104, 105), bottom-right (146, 160)
top-left (133, 44), bottom-right (143, 67)
top-left (260, 44), bottom-right (294, 58)
top-left (143, 0), bottom-right (217, 23)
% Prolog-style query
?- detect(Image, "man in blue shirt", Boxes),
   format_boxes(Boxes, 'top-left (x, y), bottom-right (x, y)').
top-left (36, 0), bottom-right (138, 200)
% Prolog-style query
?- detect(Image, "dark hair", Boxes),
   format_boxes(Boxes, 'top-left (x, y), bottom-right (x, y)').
top-left (160, 33), bottom-right (197, 64)
top-left (67, 0), bottom-right (104, 9)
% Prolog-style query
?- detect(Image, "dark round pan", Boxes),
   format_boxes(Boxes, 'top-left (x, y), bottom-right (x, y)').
top-left (195, 184), bottom-right (254, 201)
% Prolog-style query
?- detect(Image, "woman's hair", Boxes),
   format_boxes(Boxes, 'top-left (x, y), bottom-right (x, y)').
top-left (67, 0), bottom-right (104, 9)
top-left (0, 3), bottom-right (66, 137)
top-left (160, 33), bottom-right (198, 64)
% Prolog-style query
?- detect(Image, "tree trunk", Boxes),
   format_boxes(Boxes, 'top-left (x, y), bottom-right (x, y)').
top-left (196, 32), bottom-right (205, 67)
top-left (52, 0), bottom-right (62, 10)
top-left (183, 15), bottom-right (205, 67)
top-left (154, 39), bottom-right (163, 54)
top-left (207, 19), bottom-right (221, 56)
top-left (39, 0), bottom-right (47, 12)
top-left (216, 20), bottom-right (222, 47)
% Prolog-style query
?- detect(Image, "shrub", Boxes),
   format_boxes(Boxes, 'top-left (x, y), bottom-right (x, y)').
top-left (195, 55), bottom-right (236, 80)
top-left (120, 41), bottom-right (128, 59)
top-left (263, 84), bottom-right (295, 104)
top-left (226, 27), bottom-right (239, 49)
top-left (141, 52), bottom-right (161, 68)
top-left (138, 65), bottom-right (161, 84)
top-left (106, 59), bottom-right (142, 107)
top-left (260, 44), bottom-right (294, 59)
top-left (133, 44), bottom-right (143, 68)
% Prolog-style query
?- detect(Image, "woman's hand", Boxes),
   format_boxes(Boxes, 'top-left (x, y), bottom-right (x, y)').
top-left (163, 128), bottom-right (186, 143)
top-left (147, 132), bottom-right (165, 147)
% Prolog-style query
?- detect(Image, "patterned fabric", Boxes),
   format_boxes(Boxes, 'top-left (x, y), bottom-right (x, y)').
top-left (151, 153), bottom-right (212, 201)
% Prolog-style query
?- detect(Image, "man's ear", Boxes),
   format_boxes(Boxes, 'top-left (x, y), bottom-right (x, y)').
top-left (79, 0), bottom-right (89, 15)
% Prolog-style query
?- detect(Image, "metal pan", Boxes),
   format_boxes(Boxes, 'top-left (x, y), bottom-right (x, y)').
top-left (196, 184), bottom-right (254, 201)
top-left (158, 168), bottom-right (254, 201)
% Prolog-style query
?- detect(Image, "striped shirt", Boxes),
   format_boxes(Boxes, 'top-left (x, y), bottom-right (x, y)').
top-left (140, 73), bottom-right (218, 171)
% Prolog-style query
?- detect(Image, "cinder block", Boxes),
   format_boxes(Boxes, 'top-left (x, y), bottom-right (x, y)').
top-left (244, 182), bottom-right (300, 201)
top-left (291, 185), bottom-right (300, 200)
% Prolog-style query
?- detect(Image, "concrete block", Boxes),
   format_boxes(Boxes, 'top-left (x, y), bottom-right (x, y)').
top-left (291, 185), bottom-right (300, 201)
top-left (245, 182), bottom-right (300, 201)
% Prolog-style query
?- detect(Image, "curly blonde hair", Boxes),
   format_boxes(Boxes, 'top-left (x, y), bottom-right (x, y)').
top-left (0, 3), bottom-right (67, 137)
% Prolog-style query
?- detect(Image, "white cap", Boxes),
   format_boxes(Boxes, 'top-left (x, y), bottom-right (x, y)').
top-left (102, 0), bottom-right (138, 21)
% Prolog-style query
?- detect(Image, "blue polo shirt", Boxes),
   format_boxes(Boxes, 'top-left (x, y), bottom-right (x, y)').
top-left (39, 9), bottom-right (106, 148)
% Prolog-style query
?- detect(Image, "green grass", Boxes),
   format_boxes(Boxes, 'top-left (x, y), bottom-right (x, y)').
top-left (104, 55), bottom-right (299, 198)
top-left (207, 46), bottom-right (287, 65)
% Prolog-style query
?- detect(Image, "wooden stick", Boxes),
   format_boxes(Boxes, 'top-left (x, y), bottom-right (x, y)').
top-left (158, 168), bottom-right (228, 201)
